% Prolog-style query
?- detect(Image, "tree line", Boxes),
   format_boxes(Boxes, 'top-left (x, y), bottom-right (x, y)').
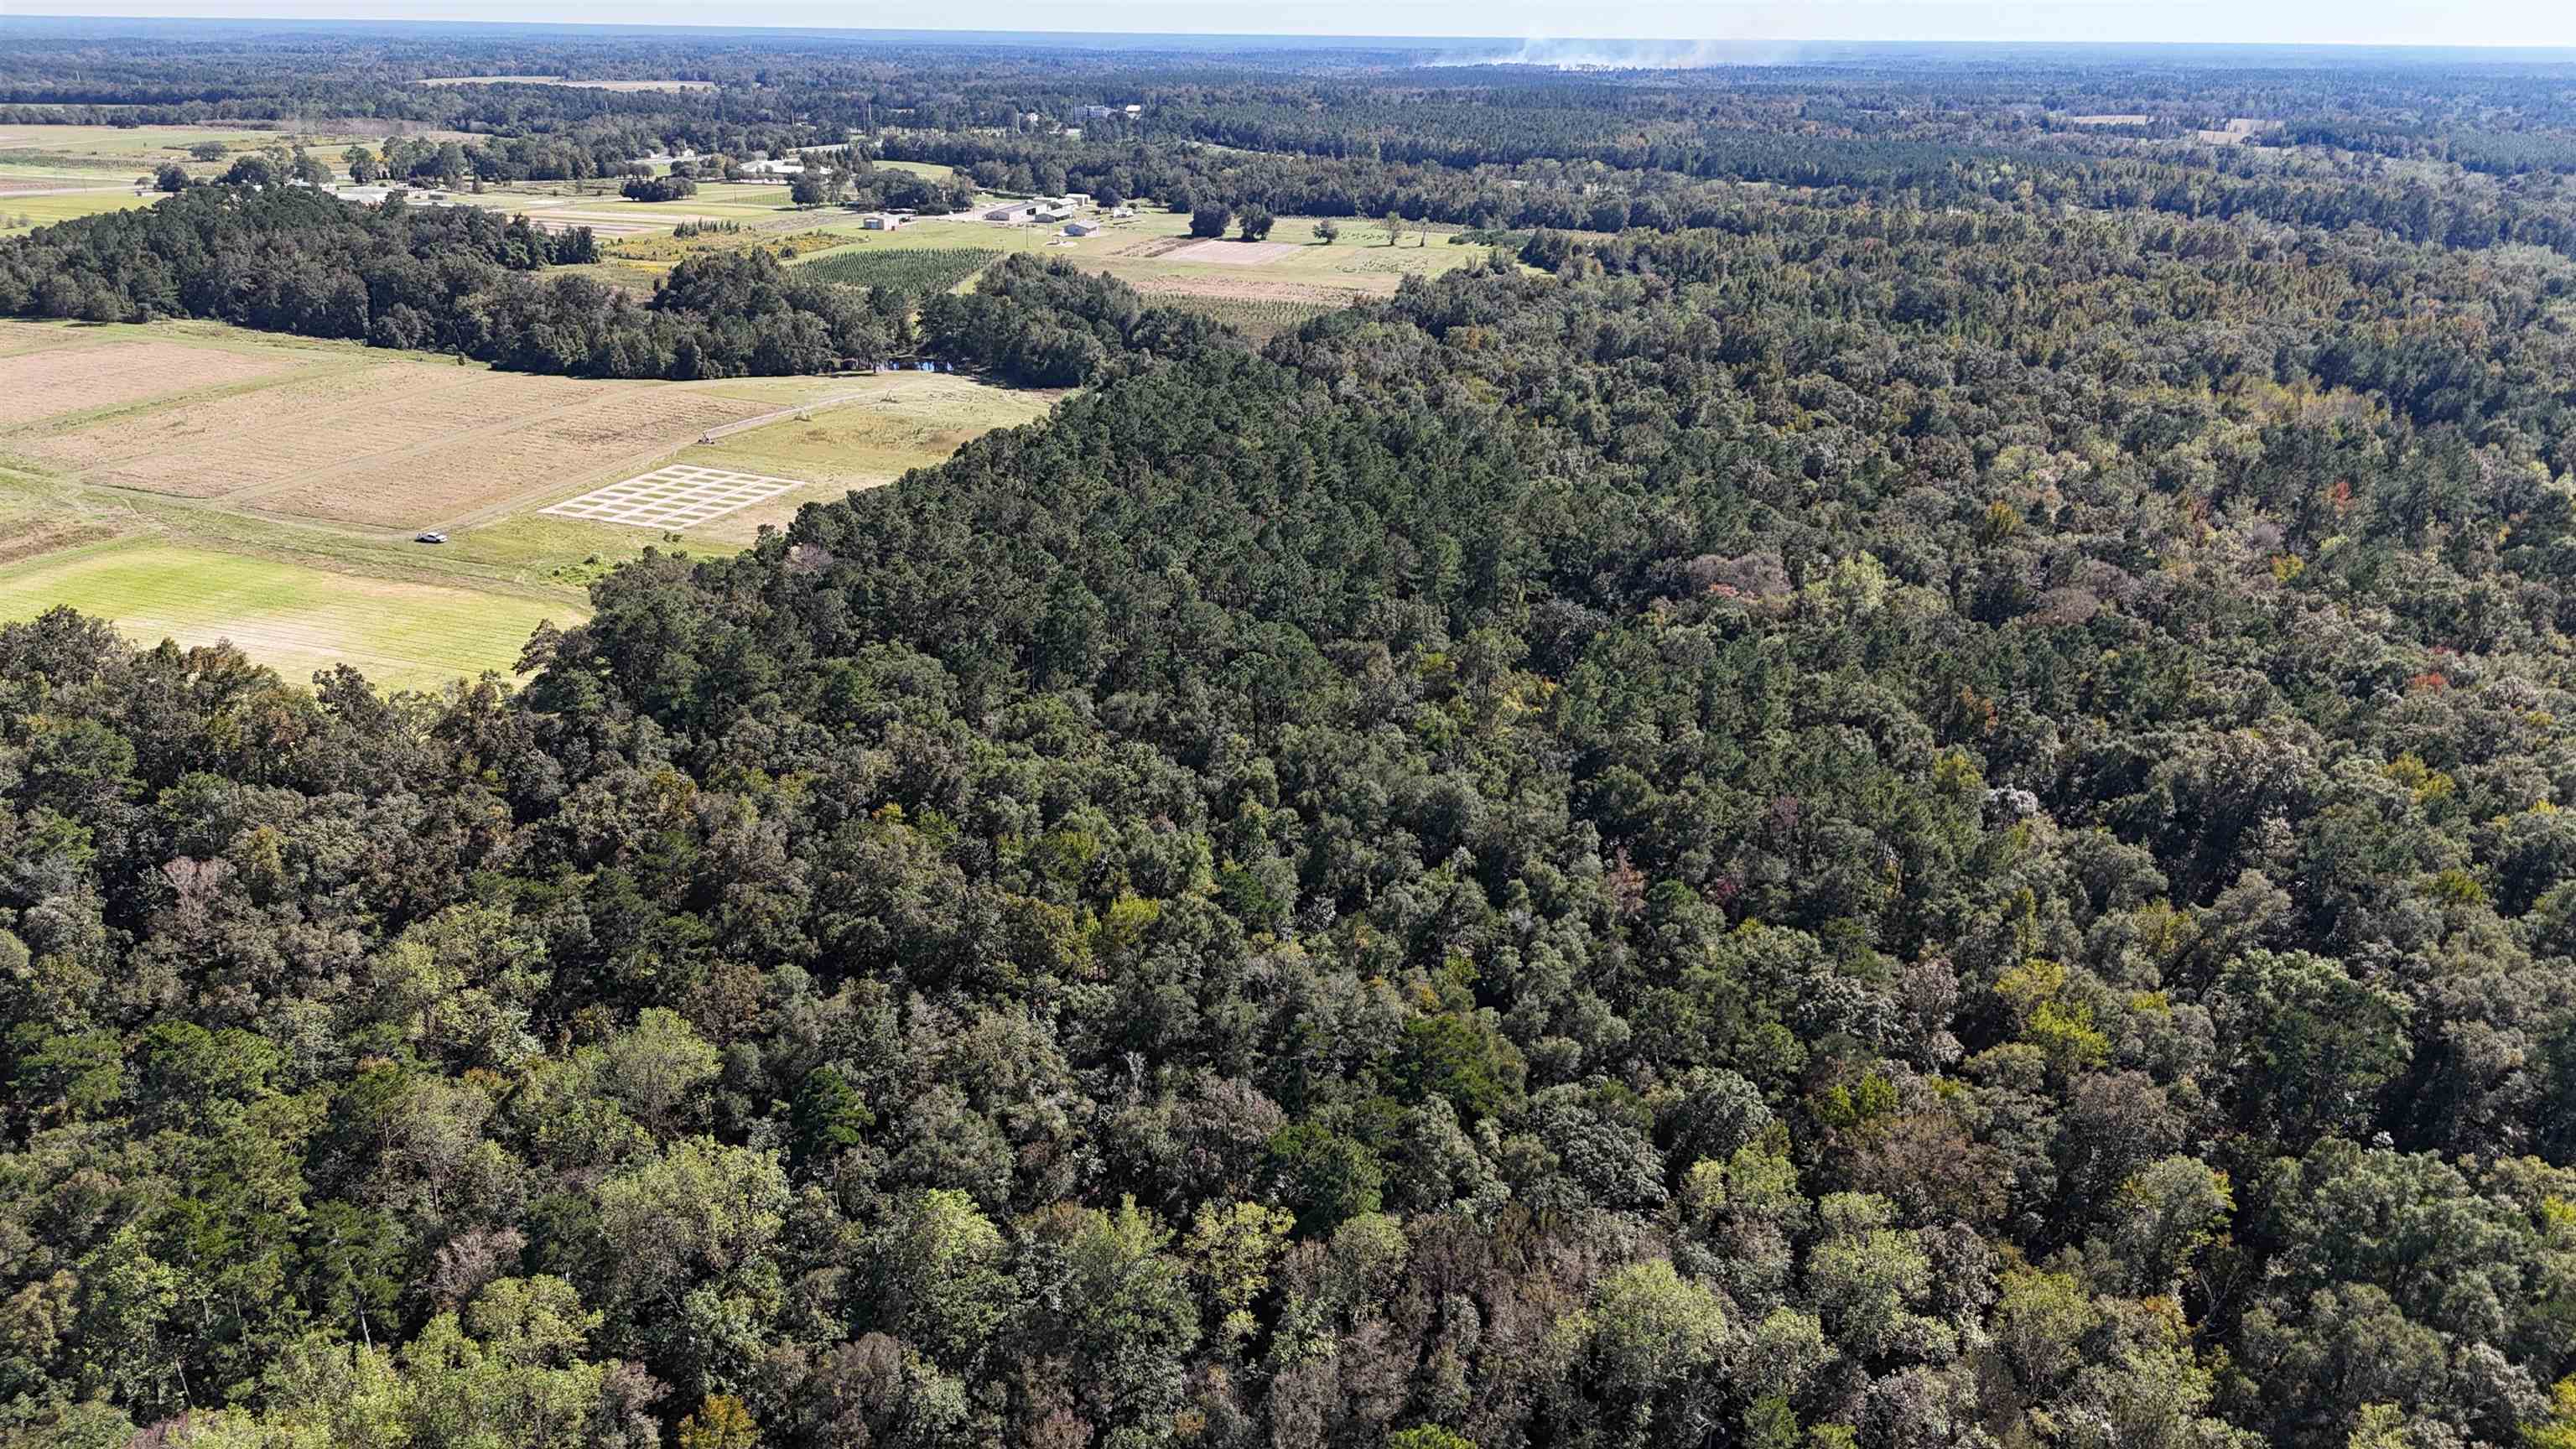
top-left (0, 184), bottom-right (895, 380)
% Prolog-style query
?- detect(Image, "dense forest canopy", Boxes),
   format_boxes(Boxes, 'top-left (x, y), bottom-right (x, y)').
top-left (8, 18), bottom-right (2576, 1449)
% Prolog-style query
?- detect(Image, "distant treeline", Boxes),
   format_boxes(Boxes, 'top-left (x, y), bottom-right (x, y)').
top-left (0, 184), bottom-right (894, 380)
top-left (880, 127), bottom-right (2576, 260)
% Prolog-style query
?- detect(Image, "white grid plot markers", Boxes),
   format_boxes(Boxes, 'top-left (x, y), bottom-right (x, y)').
top-left (539, 465), bottom-right (807, 530)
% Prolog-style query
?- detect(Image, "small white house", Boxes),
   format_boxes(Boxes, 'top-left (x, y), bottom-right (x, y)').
top-left (860, 212), bottom-right (904, 231)
top-left (1063, 220), bottom-right (1099, 236)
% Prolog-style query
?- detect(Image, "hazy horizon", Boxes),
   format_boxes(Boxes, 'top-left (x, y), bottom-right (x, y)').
top-left (8, 2), bottom-right (2576, 51)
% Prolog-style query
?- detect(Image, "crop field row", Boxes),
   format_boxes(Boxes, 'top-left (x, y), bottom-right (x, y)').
top-left (1146, 292), bottom-right (1345, 340)
top-left (606, 226), bottom-right (849, 267)
top-left (794, 246), bottom-right (1004, 294)
top-left (541, 465), bottom-right (803, 529)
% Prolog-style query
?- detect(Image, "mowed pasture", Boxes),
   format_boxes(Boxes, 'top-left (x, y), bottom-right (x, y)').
top-left (474, 181), bottom-right (803, 225)
top-left (0, 542), bottom-right (572, 690)
top-left (0, 187), bottom-right (161, 237)
top-left (672, 371), bottom-right (1060, 538)
top-left (796, 210), bottom-right (1490, 326)
top-left (0, 323), bottom-right (871, 532)
top-left (0, 123), bottom-right (323, 166)
top-left (0, 123), bottom-right (383, 187)
top-left (0, 335), bottom-right (301, 425)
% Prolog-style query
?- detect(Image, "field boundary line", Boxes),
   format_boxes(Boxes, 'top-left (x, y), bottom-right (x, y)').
top-left (0, 530), bottom-right (148, 580)
top-left (0, 183), bottom-right (139, 198)
top-left (694, 387), bottom-right (890, 444)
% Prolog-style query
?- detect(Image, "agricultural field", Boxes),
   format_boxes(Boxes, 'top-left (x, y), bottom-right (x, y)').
top-left (1148, 292), bottom-right (1344, 341)
top-left (0, 335), bottom-right (297, 425)
top-left (670, 371), bottom-right (1059, 538)
top-left (604, 225), bottom-right (849, 267)
top-left (0, 541), bottom-right (571, 691)
top-left (792, 209), bottom-right (1492, 326)
top-left (796, 246), bottom-right (1004, 294)
top-left (0, 187), bottom-right (159, 237)
top-left (437, 180), bottom-right (824, 255)
top-left (541, 464), bottom-right (805, 530)
top-left (0, 316), bottom-right (1062, 684)
top-left (0, 122), bottom-right (377, 178)
top-left (0, 325), bottom-right (881, 531)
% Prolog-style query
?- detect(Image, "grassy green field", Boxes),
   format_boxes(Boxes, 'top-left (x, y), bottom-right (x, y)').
top-left (0, 123), bottom-right (318, 163)
top-left (0, 541), bottom-right (575, 691)
top-left (681, 373), bottom-right (1057, 498)
top-left (1, 188), bottom-right (160, 237)
top-left (0, 123), bottom-right (387, 184)
top-left (774, 206), bottom-right (1507, 351)
top-left (794, 210), bottom-right (1489, 307)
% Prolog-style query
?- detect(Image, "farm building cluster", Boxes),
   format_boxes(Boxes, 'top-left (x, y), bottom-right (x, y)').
top-left (979, 193), bottom-right (1134, 236)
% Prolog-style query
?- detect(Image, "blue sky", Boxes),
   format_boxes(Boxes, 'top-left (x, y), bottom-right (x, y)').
top-left (22, 0), bottom-right (2576, 48)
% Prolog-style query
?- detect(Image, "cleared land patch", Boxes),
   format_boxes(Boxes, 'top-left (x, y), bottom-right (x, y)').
top-left (1150, 293), bottom-right (1342, 341)
top-left (0, 542), bottom-right (572, 691)
top-left (0, 177), bottom-right (121, 194)
top-left (0, 318), bottom-right (1064, 683)
top-left (59, 368), bottom-right (621, 506)
top-left (0, 339), bottom-right (299, 427)
top-left (668, 374), bottom-right (1060, 539)
top-left (1158, 238), bottom-right (1305, 266)
top-left (2, 189), bottom-right (162, 236)
top-left (542, 465), bottom-right (805, 530)
top-left (249, 385), bottom-right (766, 528)
top-left (20, 347), bottom-right (835, 531)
